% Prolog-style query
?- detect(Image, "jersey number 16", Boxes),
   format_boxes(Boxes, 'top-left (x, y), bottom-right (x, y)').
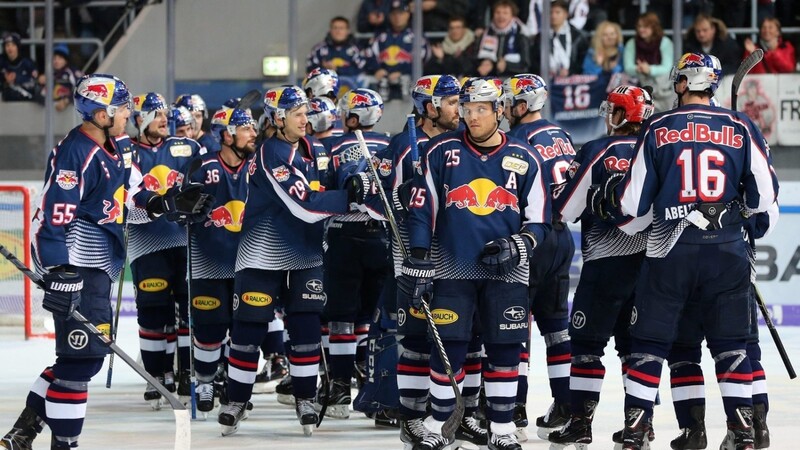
top-left (676, 148), bottom-right (725, 202)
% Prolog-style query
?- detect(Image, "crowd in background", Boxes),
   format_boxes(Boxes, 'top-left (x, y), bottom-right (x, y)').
top-left (308, 0), bottom-right (798, 108)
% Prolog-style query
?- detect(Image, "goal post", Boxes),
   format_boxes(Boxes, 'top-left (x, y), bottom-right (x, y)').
top-left (0, 184), bottom-right (53, 339)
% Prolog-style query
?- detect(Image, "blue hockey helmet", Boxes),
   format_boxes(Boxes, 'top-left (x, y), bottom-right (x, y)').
top-left (304, 67), bottom-right (339, 98)
top-left (502, 74), bottom-right (548, 112)
top-left (307, 97), bottom-right (338, 133)
top-left (210, 107), bottom-right (256, 143)
top-left (132, 92), bottom-right (168, 133)
top-left (174, 93), bottom-right (208, 119)
top-left (671, 52), bottom-right (722, 95)
top-left (411, 75), bottom-right (461, 116)
top-left (169, 105), bottom-right (195, 135)
top-left (74, 73), bottom-right (132, 122)
top-left (338, 88), bottom-right (383, 126)
top-left (263, 85), bottom-right (308, 126)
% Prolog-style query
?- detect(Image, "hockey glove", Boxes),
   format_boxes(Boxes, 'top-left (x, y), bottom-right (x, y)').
top-left (391, 178), bottom-right (413, 221)
top-left (588, 171), bottom-right (625, 220)
top-left (480, 233), bottom-right (535, 276)
top-left (346, 172), bottom-right (374, 205)
top-left (398, 256), bottom-right (435, 310)
top-left (42, 269), bottom-right (83, 318)
top-left (147, 182), bottom-right (215, 224)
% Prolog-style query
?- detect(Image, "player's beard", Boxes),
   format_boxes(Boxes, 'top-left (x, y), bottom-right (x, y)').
top-left (144, 125), bottom-right (166, 143)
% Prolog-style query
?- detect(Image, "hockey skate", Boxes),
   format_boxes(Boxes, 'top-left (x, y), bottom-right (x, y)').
top-left (144, 376), bottom-right (165, 410)
top-left (719, 406), bottom-right (755, 450)
top-left (218, 401), bottom-right (250, 436)
top-left (373, 409), bottom-right (399, 428)
top-left (613, 415), bottom-right (655, 448)
top-left (753, 403), bottom-right (769, 449)
top-left (253, 354), bottom-right (288, 394)
top-left (536, 401), bottom-right (570, 440)
top-left (321, 379), bottom-right (351, 419)
top-left (510, 403), bottom-right (528, 442)
top-left (618, 407), bottom-right (652, 450)
top-left (414, 431), bottom-right (455, 450)
top-left (296, 398), bottom-right (319, 437)
top-left (400, 418), bottom-right (430, 450)
top-left (276, 375), bottom-right (295, 406)
top-left (670, 405), bottom-right (707, 450)
top-left (488, 424), bottom-right (522, 450)
top-left (454, 415), bottom-right (487, 448)
top-left (196, 382), bottom-right (215, 420)
top-left (548, 400), bottom-right (598, 450)
top-left (163, 371), bottom-right (177, 393)
top-left (0, 407), bottom-right (43, 450)
top-left (176, 370), bottom-right (191, 397)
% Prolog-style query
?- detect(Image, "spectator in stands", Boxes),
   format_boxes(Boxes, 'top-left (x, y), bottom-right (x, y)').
top-left (37, 44), bottom-right (83, 112)
top-left (421, 0), bottom-right (470, 33)
top-left (530, 0), bottom-right (589, 77)
top-left (581, 20), bottom-right (624, 75)
top-left (744, 17), bottom-right (797, 74)
top-left (369, 0), bottom-right (429, 100)
top-left (473, 0), bottom-right (530, 77)
top-left (521, 0), bottom-right (590, 36)
top-left (468, 0), bottom-right (530, 38)
top-left (357, 0), bottom-right (391, 35)
top-left (0, 31), bottom-right (38, 102)
top-left (624, 12), bottom-right (673, 111)
top-left (683, 13), bottom-right (741, 76)
top-left (307, 16), bottom-right (369, 91)
top-left (424, 15), bottom-right (475, 76)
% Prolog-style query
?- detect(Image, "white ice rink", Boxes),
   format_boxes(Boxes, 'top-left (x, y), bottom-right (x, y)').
top-left (1, 317), bottom-right (798, 449)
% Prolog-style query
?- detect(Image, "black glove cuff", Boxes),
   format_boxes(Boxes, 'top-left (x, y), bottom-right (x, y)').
top-left (145, 195), bottom-right (165, 219)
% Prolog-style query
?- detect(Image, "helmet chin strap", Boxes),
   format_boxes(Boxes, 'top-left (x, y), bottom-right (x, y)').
top-left (89, 111), bottom-right (114, 142)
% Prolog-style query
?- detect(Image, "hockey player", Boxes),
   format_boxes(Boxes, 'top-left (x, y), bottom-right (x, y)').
top-left (401, 77), bottom-right (552, 450)
top-left (545, 85), bottom-right (655, 449)
top-left (186, 106), bottom-right (256, 416)
top-left (304, 67), bottom-right (344, 138)
top-left (321, 88), bottom-right (391, 419)
top-left (503, 73), bottom-right (576, 441)
top-left (129, 92), bottom-right (206, 409)
top-left (218, 85), bottom-right (374, 436)
top-left (175, 93), bottom-right (218, 153)
top-left (0, 74), bottom-right (211, 450)
top-left (306, 96), bottom-right (341, 151)
top-left (595, 53), bottom-right (779, 450)
top-left (170, 105), bottom-right (196, 139)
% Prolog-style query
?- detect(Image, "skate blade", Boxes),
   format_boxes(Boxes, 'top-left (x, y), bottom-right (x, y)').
top-left (324, 404), bottom-right (350, 419)
top-left (538, 426), bottom-right (559, 440)
top-left (515, 426), bottom-right (529, 442)
top-left (220, 423), bottom-right (239, 436)
top-left (452, 440), bottom-right (484, 450)
top-left (549, 443), bottom-right (589, 450)
top-left (276, 393), bottom-right (295, 406)
top-left (302, 424), bottom-right (313, 437)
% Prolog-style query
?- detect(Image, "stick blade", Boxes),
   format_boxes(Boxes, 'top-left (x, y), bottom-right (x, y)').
top-left (732, 49), bottom-right (764, 89)
top-left (441, 395), bottom-right (465, 440)
top-left (236, 89), bottom-right (262, 111)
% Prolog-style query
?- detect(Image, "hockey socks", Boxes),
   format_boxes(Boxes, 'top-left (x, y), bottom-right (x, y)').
top-left (429, 340), bottom-right (467, 423)
top-left (710, 340), bottom-right (753, 423)
top-left (260, 317), bottom-right (286, 355)
top-left (397, 336), bottom-right (431, 419)
top-left (624, 340), bottom-right (670, 414)
top-left (463, 337), bottom-right (483, 416)
top-left (138, 325), bottom-right (168, 377)
top-left (328, 321), bottom-right (358, 381)
top-left (515, 342), bottom-right (529, 405)
top-left (45, 358), bottom-right (103, 448)
top-left (538, 318), bottom-right (571, 405)
top-left (483, 343), bottom-right (521, 424)
top-left (568, 340), bottom-right (607, 415)
top-left (668, 343), bottom-right (705, 430)
top-left (193, 323), bottom-right (228, 382)
top-left (226, 321), bottom-right (268, 403)
top-left (26, 367), bottom-right (56, 420)
top-left (286, 312), bottom-right (322, 400)
top-left (747, 341), bottom-right (769, 412)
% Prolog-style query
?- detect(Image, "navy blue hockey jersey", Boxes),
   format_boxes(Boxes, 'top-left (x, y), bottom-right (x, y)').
top-left (506, 119), bottom-right (576, 190)
top-left (407, 130), bottom-right (552, 284)
top-left (235, 136), bottom-right (349, 272)
top-left (617, 104), bottom-right (779, 257)
top-left (197, 131), bottom-right (220, 153)
top-left (556, 135), bottom-right (649, 261)
top-left (188, 152), bottom-right (250, 279)
top-left (32, 128), bottom-right (138, 280)
top-left (127, 136), bottom-right (204, 262)
top-left (328, 130), bottom-right (390, 222)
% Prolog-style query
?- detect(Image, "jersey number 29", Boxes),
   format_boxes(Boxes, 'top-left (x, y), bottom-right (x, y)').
top-left (676, 148), bottom-right (725, 202)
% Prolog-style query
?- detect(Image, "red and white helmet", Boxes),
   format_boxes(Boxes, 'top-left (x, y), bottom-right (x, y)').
top-left (599, 85), bottom-right (654, 131)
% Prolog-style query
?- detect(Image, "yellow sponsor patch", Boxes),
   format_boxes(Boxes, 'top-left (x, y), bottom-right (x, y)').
top-left (192, 296), bottom-right (221, 310)
top-left (96, 323), bottom-right (111, 336)
top-left (169, 144), bottom-right (193, 157)
top-left (139, 278), bottom-right (168, 292)
top-left (409, 308), bottom-right (459, 325)
top-left (242, 292), bottom-right (272, 307)
top-left (501, 156), bottom-right (529, 175)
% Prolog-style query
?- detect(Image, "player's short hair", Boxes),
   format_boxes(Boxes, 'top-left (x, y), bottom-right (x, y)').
top-left (330, 16), bottom-right (350, 28)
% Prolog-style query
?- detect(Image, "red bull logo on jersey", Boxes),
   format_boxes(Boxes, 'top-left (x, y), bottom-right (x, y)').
top-left (444, 178), bottom-right (519, 215)
top-left (192, 296), bottom-right (221, 310)
top-left (139, 278), bottom-right (168, 292)
top-left (603, 156), bottom-right (630, 172)
top-left (56, 170), bottom-right (78, 190)
top-left (533, 138), bottom-right (576, 161)
top-left (329, 57), bottom-right (349, 69)
top-left (98, 185), bottom-right (126, 225)
top-left (409, 308), bottom-right (459, 325)
top-left (80, 81), bottom-right (114, 104)
top-left (205, 200), bottom-right (245, 232)
top-left (379, 45), bottom-right (413, 66)
top-left (242, 292), bottom-right (272, 307)
top-left (142, 165), bottom-right (184, 195)
top-left (654, 122), bottom-right (743, 149)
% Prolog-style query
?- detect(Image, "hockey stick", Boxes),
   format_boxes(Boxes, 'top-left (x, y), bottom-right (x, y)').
top-left (730, 48), bottom-right (763, 111)
top-left (105, 225), bottom-right (128, 388)
top-left (0, 244), bottom-right (190, 450)
top-left (752, 284), bottom-right (796, 379)
top-left (185, 225), bottom-right (198, 419)
top-left (316, 338), bottom-right (331, 427)
top-left (236, 89), bottom-right (262, 111)
top-left (356, 123), bottom-right (464, 440)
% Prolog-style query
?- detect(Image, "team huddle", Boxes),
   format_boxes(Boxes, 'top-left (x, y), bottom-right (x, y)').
top-left (0, 50), bottom-right (779, 450)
